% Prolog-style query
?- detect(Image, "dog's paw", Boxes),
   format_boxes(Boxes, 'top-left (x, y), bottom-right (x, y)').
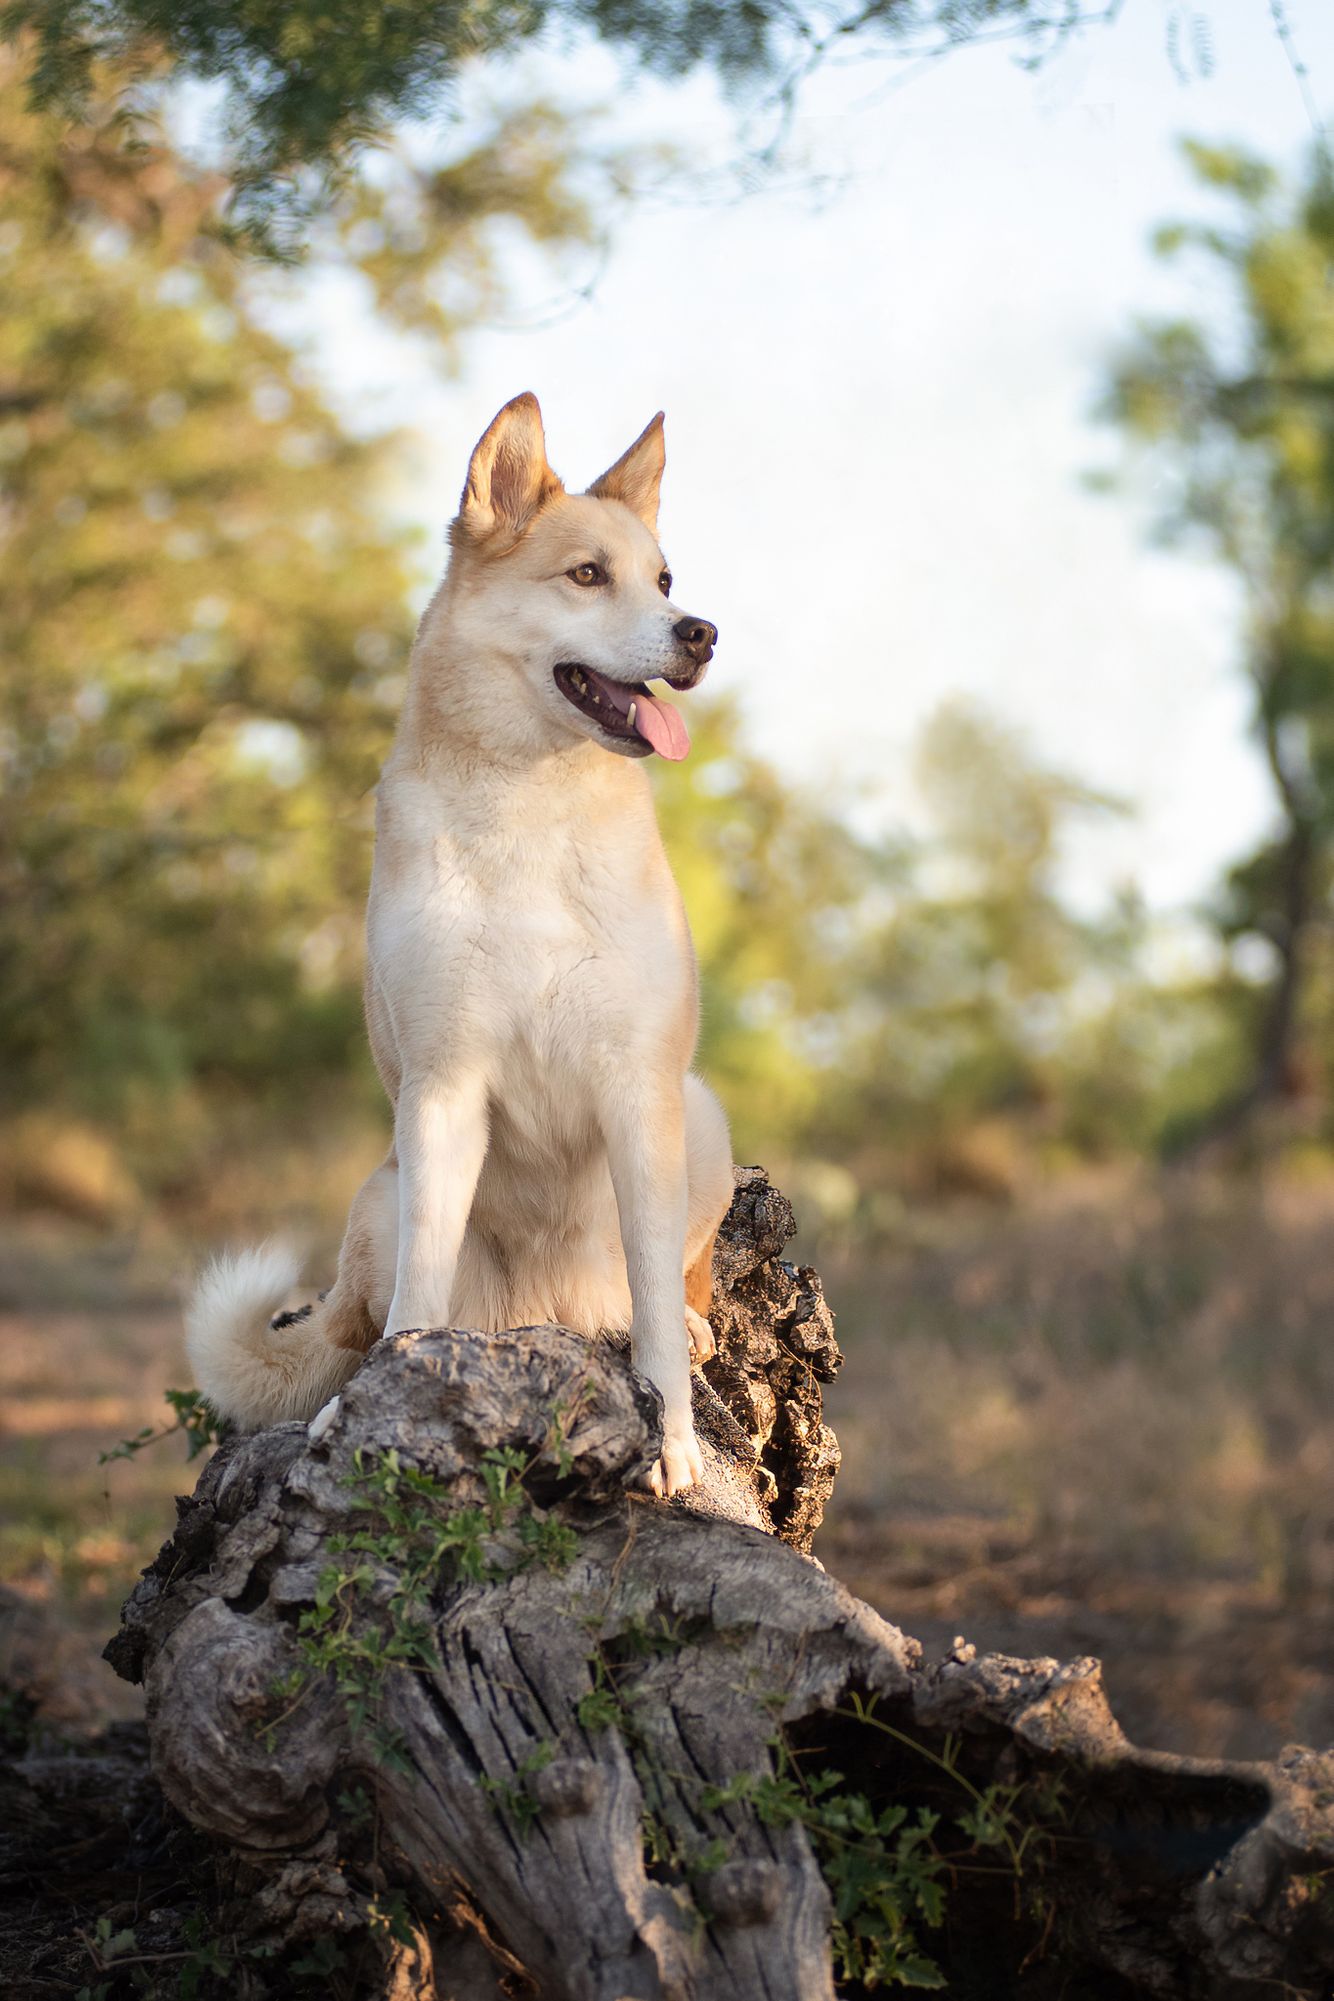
top-left (308, 1394), bottom-right (342, 1441)
top-left (684, 1305), bottom-right (716, 1367)
top-left (646, 1422), bottom-right (705, 1499)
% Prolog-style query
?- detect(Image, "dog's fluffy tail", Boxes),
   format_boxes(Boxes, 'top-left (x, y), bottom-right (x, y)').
top-left (186, 1243), bottom-right (357, 1429)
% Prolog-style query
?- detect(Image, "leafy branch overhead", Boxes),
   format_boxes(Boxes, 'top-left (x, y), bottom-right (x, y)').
top-left (3, 0), bottom-right (1119, 234)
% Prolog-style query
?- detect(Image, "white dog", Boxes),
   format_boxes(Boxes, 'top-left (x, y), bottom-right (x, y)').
top-left (187, 393), bottom-right (734, 1495)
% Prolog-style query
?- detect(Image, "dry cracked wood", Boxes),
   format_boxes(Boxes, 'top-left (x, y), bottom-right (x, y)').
top-left (105, 1174), bottom-right (1334, 2000)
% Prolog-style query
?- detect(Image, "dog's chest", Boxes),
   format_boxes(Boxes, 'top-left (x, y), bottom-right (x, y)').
top-left (373, 790), bottom-right (689, 1058)
top-left (487, 871), bottom-right (683, 1039)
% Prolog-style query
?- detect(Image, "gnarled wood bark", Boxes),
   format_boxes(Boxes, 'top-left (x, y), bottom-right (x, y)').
top-left (104, 1174), bottom-right (1334, 2000)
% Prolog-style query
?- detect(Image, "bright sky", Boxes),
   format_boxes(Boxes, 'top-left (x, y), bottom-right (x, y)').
top-left (267, 0), bottom-right (1334, 927)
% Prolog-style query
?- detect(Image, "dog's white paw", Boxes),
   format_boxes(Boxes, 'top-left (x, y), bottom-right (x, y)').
top-left (308, 1394), bottom-right (342, 1441)
top-left (684, 1305), bottom-right (716, 1367)
top-left (646, 1422), bottom-right (705, 1499)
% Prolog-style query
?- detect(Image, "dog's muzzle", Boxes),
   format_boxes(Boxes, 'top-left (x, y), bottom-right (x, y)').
top-left (670, 617), bottom-right (717, 684)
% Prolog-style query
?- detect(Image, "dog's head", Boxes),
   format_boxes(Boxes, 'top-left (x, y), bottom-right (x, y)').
top-left (441, 393), bottom-right (716, 762)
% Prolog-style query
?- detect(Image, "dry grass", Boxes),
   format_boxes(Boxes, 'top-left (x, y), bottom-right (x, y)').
top-left (815, 1165), bottom-right (1334, 1758)
top-left (0, 1223), bottom-right (194, 1725)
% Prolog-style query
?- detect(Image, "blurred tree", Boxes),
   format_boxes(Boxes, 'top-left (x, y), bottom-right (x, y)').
top-left (653, 696), bottom-right (884, 1160)
top-left (804, 699), bottom-right (1123, 1196)
top-left (1103, 142), bottom-right (1334, 1149)
top-left (0, 35), bottom-right (908, 1217)
top-left (0, 45), bottom-right (600, 1158)
top-left (1, 0), bottom-right (1115, 239)
top-left (0, 31), bottom-right (1239, 1228)
top-left (666, 691), bottom-right (1151, 1221)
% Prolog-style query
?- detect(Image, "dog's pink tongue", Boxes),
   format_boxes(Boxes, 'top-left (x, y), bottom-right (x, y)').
top-left (633, 689), bottom-right (690, 761)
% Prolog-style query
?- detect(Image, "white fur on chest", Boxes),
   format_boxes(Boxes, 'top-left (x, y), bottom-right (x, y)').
top-left (368, 763), bottom-right (691, 1095)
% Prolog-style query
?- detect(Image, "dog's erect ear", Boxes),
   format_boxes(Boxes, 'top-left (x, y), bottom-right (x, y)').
top-left (587, 412), bottom-right (666, 534)
top-left (456, 392), bottom-right (563, 544)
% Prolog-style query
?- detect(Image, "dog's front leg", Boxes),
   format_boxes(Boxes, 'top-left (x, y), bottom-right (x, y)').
top-left (384, 1071), bottom-right (489, 1337)
top-left (602, 1081), bottom-right (702, 1497)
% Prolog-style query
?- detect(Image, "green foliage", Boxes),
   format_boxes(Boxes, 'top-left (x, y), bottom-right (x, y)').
top-left (479, 1739), bottom-right (557, 1833)
top-left (363, 1890), bottom-right (417, 1948)
top-left (173, 1917), bottom-right (235, 2001)
top-left (76, 1913), bottom-right (242, 1999)
top-left (0, 49), bottom-right (407, 1119)
top-left (653, 695), bottom-right (886, 1158)
top-left (99, 1385), bottom-right (223, 1463)
top-left (76, 1914), bottom-right (140, 2001)
top-left (812, 701), bottom-right (1127, 1165)
top-left (574, 1673), bottom-right (623, 1733)
top-left (288, 1936), bottom-right (347, 1980)
top-left (262, 1407), bottom-right (585, 1764)
top-left (0, 45), bottom-right (599, 1164)
top-left (704, 1754), bottom-right (949, 1988)
top-left (658, 692), bottom-right (1154, 1188)
top-left (574, 1639), bottom-right (1064, 1990)
top-left (1, 1), bottom-right (1083, 237)
top-left (702, 1697), bottom-right (1067, 1989)
top-left (75, 1901), bottom-right (370, 1996)
top-left (1, 29), bottom-right (1298, 1231)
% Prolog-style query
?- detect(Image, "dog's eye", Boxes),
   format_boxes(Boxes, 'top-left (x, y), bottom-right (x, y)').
top-left (658, 570), bottom-right (672, 597)
top-left (567, 562), bottom-right (605, 587)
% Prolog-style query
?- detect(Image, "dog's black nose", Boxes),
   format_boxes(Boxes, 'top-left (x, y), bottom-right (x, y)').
top-left (673, 616), bottom-right (717, 665)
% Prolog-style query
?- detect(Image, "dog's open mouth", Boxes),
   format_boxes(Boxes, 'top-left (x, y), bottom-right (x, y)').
top-left (553, 664), bottom-right (690, 761)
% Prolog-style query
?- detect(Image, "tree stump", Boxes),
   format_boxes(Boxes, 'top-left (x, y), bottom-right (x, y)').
top-left (105, 1173), bottom-right (1334, 1999)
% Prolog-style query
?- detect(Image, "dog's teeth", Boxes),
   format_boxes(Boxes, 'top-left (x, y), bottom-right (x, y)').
top-left (627, 701), bottom-right (637, 731)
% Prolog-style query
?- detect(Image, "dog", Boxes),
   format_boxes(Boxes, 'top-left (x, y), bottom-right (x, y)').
top-left (186, 393), bottom-right (734, 1496)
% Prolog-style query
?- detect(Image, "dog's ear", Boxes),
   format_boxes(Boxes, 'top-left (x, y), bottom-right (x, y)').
top-left (587, 412), bottom-right (666, 534)
top-left (456, 392), bottom-right (563, 544)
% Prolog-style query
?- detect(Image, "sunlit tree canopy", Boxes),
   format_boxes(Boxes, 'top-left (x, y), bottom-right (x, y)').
top-left (3, 0), bottom-right (1114, 235)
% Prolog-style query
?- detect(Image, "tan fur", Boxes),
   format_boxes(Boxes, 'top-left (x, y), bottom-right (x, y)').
top-left (685, 1231), bottom-right (718, 1316)
top-left (187, 394), bottom-right (733, 1494)
top-left (588, 411), bottom-right (666, 531)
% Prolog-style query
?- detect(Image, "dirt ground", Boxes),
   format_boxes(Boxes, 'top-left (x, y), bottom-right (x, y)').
top-left (816, 1501), bottom-right (1334, 1761)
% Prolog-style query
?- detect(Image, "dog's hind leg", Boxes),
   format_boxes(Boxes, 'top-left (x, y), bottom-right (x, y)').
top-left (305, 1154), bottom-right (401, 1439)
top-left (599, 1073), bottom-right (700, 1493)
top-left (321, 1154), bottom-right (398, 1356)
top-left (681, 1074), bottom-right (732, 1365)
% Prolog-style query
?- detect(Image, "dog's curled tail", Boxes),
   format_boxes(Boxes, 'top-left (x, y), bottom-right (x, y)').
top-left (185, 1242), bottom-right (356, 1430)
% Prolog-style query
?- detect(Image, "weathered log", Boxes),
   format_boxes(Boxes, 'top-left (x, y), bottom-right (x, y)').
top-left (105, 1174), bottom-right (1334, 2000)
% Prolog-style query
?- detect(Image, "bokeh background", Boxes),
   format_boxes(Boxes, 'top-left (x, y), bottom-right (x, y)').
top-left (4, 0), bottom-right (1334, 1764)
